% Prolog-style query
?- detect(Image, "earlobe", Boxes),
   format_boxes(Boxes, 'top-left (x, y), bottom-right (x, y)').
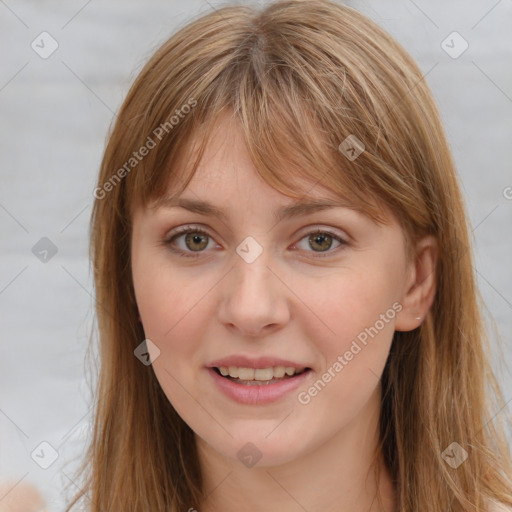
top-left (395, 235), bottom-right (438, 332)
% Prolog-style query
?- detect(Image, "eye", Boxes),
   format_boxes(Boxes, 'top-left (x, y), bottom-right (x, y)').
top-left (163, 225), bottom-right (216, 258)
top-left (162, 225), bottom-right (348, 259)
top-left (293, 228), bottom-right (347, 257)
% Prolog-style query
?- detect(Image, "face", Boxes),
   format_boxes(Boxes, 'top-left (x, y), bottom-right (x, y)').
top-left (131, 112), bottom-right (415, 468)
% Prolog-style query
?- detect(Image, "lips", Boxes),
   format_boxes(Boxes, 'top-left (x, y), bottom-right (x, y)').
top-left (207, 356), bottom-right (311, 384)
top-left (206, 355), bottom-right (313, 403)
top-left (207, 355), bottom-right (310, 370)
top-left (207, 365), bottom-right (313, 404)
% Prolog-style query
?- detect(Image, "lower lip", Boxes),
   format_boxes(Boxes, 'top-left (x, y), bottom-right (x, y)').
top-left (207, 367), bottom-right (312, 405)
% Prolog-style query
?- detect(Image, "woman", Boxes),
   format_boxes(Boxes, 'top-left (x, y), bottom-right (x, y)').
top-left (66, 1), bottom-right (512, 510)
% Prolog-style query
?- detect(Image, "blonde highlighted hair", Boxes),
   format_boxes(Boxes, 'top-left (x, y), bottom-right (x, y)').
top-left (66, 1), bottom-right (512, 510)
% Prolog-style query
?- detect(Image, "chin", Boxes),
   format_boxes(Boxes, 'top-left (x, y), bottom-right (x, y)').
top-left (201, 429), bottom-right (307, 469)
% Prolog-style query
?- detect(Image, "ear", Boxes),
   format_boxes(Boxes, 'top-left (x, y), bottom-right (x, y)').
top-left (394, 235), bottom-right (438, 332)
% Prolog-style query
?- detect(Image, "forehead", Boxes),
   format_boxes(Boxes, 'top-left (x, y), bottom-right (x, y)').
top-left (152, 114), bottom-right (342, 203)
top-left (194, 110), bottom-right (350, 184)
top-left (139, 108), bottom-right (391, 229)
top-left (153, 155), bottom-right (356, 218)
top-left (156, 141), bottom-right (356, 218)
top-left (151, 159), bottom-right (389, 229)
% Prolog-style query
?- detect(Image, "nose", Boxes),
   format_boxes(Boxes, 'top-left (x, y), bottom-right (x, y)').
top-left (216, 247), bottom-right (291, 338)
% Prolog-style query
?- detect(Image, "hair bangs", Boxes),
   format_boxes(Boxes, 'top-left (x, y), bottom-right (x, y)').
top-left (126, 41), bottom-right (395, 227)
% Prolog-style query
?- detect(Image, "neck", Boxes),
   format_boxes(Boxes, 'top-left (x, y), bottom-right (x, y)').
top-left (196, 388), bottom-right (396, 512)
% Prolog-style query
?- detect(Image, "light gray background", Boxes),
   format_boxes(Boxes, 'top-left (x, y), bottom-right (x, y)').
top-left (1, 1), bottom-right (511, 510)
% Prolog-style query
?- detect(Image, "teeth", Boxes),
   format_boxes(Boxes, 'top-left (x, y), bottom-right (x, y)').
top-left (216, 365), bottom-right (305, 380)
top-left (238, 367), bottom-right (255, 380)
top-left (273, 366), bottom-right (286, 378)
top-left (254, 368), bottom-right (273, 381)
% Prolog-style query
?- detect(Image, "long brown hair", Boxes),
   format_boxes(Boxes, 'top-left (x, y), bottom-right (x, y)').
top-left (65, 1), bottom-right (512, 510)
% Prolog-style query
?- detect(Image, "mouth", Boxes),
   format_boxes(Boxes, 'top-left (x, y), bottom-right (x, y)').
top-left (212, 366), bottom-right (312, 385)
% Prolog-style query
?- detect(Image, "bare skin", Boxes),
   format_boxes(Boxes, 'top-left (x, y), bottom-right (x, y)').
top-left (131, 112), bottom-right (437, 512)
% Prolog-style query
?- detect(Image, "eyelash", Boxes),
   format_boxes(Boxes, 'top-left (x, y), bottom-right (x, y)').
top-left (162, 225), bottom-right (348, 259)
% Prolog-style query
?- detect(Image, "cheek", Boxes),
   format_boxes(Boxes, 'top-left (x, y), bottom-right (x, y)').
top-left (132, 253), bottom-right (217, 368)
top-left (133, 245), bottom-right (190, 331)
top-left (302, 266), bottom-right (398, 400)
top-left (313, 264), bottom-right (399, 345)
top-left (287, 285), bottom-right (395, 446)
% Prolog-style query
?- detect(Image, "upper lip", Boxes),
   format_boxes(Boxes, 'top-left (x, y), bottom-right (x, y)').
top-left (207, 355), bottom-right (311, 370)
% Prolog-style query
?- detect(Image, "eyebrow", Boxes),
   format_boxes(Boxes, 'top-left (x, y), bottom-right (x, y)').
top-left (154, 196), bottom-right (353, 223)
